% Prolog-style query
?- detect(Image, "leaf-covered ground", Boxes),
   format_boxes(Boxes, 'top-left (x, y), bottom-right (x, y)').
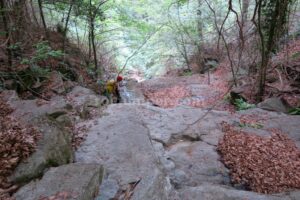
top-left (218, 122), bottom-right (300, 194)
top-left (141, 66), bottom-right (231, 110)
top-left (0, 96), bottom-right (40, 199)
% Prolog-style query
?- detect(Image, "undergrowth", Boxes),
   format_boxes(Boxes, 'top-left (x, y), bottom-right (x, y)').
top-left (233, 98), bottom-right (256, 111)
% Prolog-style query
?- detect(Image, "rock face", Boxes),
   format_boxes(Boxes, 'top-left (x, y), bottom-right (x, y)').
top-left (1, 86), bottom-right (112, 200)
top-left (6, 86), bottom-right (108, 185)
top-left (14, 163), bottom-right (103, 200)
top-left (76, 104), bottom-right (300, 200)
top-left (5, 84), bottom-right (300, 199)
top-left (9, 95), bottom-right (68, 122)
top-left (258, 97), bottom-right (292, 113)
top-left (67, 86), bottom-right (107, 108)
top-left (10, 117), bottom-right (73, 184)
top-left (76, 104), bottom-right (172, 200)
top-left (67, 86), bottom-right (109, 118)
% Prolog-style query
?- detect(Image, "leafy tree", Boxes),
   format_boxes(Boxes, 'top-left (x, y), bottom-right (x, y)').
top-left (253, 0), bottom-right (295, 101)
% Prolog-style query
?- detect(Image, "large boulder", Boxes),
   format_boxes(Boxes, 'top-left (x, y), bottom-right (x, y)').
top-left (165, 141), bottom-right (230, 189)
top-left (14, 163), bottom-right (103, 200)
top-left (67, 86), bottom-right (109, 111)
top-left (47, 71), bottom-right (66, 94)
top-left (0, 90), bottom-right (20, 101)
top-left (8, 95), bottom-right (68, 122)
top-left (10, 117), bottom-right (73, 184)
top-left (258, 97), bottom-right (292, 113)
top-left (239, 108), bottom-right (300, 148)
top-left (75, 104), bottom-right (172, 200)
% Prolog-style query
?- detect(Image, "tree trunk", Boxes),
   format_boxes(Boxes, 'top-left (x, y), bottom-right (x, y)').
top-left (29, 0), bottom-right (39, 24)
top-left (197, 0), bottom-right (205, 72)
top-left (91, 18), bottom-right (99, 77)
top-left (0, 0), bottom-right (12, 67)
top-left (256, 0), bottom-right (287, 101)
top-left (37, 0), bottom-right (48, 39)
top-left (62, 0), bottom-right (73, 52)
top-left (87, 30), bottom-right (91, 66)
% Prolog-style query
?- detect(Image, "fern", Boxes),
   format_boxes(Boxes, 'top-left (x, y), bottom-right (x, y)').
top-left (234, 98), bottom-right (256, 111)
top-left (22, 41), bottom-right (63, 66)
top-left (289, 108), bottom-right (300, 115)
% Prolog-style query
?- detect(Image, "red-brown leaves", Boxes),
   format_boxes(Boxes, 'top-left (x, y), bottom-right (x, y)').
top-left (218, 123), bottom-right (300, 194)
top-left (144, 86), bottom-right (191, 108)
top-left (0, 96), bottom-right (40, 198)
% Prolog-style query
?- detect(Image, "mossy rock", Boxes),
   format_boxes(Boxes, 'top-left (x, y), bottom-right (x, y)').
top-left (9, 117), bottom-right (74, 184)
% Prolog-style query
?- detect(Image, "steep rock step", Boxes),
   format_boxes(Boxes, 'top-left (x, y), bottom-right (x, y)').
top-left (14, 163), bottom-right (103, 200)
top-left (10, 116), bottom-right (73, 184)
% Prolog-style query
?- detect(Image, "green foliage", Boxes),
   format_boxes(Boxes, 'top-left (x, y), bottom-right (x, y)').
top-left (291, 52), bottom-right (300, 60)
top-left (177, 0), bottom-right (189, 6)
top-left (39, 0), bottom-right (241, 77)
top-left (28, 65), bottom-right (50, 78)
top-left (289, 107), bottom-right (300, 115)
top-left (0, 31), bottom-right (6, 36)
top-left (16, 65), bottom-right (50, 91)
top-left (238, 122), bottom-right (264, 129)
top-left (223, 93), bottom-right (231, 102)
top-left (8, 42), bottom-right (22, 50)
top-left (234, 98), bottom-right (256, 111)
top-left (16, 41), bottom-right (63, 91)
top-left (181, 70), bottom-right (193, 76)
top-left (21, 41), bottom-right (63, 66)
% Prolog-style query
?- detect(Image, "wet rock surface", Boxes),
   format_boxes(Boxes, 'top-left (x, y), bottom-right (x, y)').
top-left (119, 79), bottom-right (145, 103)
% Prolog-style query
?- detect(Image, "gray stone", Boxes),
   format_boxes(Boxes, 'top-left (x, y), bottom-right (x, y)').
top-left (14, 163), bottom-right (103, 200)
top-left (165, 141), bottom-right (230, 189)
top-left (64, 80), bottom-right (76, 92)
top-left (56, 114), bottom-right (74, 127)
top-left (177, 184), bottom-right (291, 200)
top-left (289, 190), bottom-right (300, 200)
top-left (9, 96), bottom-right (68, 122)
top-left (10, 117), bottom-right (73, 184)
top-left (258, 97), bottom-right (292, 113)
top-left (48, 71), bottom-right (66, 94)
top-left (4, 79), bottom-right (17, 90)
top-left (96, 179), bottom-right (119, 200)
top-left (75, 104), bottom-right (172, 200)
top-left (67, 86), bottom-right (108, 117)
top-left (48, 110), bottom-right (68, 119)
top-left (74, 101), bottom-right (300, 200)
top-left (238, 108), bottom-right (300, 148)
top-left (84, 96), bottom-right (109, 108)
top-left (0, 90), bottom-right (20, 101)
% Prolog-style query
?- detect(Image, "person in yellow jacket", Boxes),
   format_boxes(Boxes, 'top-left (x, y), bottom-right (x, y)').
top-left (105, 75), bottom-right (123, 103)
